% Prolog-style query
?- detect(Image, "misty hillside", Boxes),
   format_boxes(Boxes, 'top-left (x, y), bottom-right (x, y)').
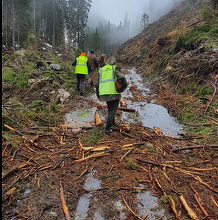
top-left (113, 0), bottom-right (217, 132)
top-left (114, 0), bottom-right (217, 65)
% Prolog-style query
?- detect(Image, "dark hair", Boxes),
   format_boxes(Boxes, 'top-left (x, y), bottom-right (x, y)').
top-left (90, 50), bottom-right (94, 54)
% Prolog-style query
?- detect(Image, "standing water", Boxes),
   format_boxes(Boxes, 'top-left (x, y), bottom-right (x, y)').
top-left (65, 67), bottom-right (184, 137)
top-left (121, 68), bottom-right (184, 137)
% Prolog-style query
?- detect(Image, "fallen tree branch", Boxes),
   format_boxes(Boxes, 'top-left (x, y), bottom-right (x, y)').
top-left (211, 196), bottom-right (218, 207)
top-left (2, 163), bottom-right (33, 179)
top-left (121, 194), bottom-right (144, 220)
top-left (120, 148), bottom-right (134, 162)
top-left (118, 107), bottom-right (136, 112)
top-left (204, 116), bottom-right (218, 124)
top-left (172, 144), bottom-right (218, 152)
top-left (60, 182), bottom-right (71, 220)
top-left (204, 78), bottom-right (217, 113)
top-left (4, 124), bottom-right (40, 148)
top-left (74, 152), bottom-right (111, 163)
top-left (194, 194), bottom-right (213, 220)
top-left (186, 19), bottom-right (203, 28)
top-left (179, 195), bottom-right (199, 220)
top-left (163, 164), bottom-right (218, 194)
top-left (136, 158), bottom-right (162, 166)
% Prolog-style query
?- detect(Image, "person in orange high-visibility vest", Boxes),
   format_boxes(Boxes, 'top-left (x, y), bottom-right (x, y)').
top-left (72, 52), bottom-right (91, 96)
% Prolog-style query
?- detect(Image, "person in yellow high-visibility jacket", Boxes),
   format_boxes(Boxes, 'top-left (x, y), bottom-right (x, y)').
top-left (72, 52), bottom-right (91, 96)
top-left (96, 56), bottom-right (127, 134)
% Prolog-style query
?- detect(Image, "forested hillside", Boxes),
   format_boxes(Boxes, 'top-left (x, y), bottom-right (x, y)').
top-left (2, 0), bottom-right (92, 52)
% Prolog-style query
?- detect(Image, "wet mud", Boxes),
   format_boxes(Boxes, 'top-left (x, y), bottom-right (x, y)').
top-left (2, 68), bottom-right (218, 220)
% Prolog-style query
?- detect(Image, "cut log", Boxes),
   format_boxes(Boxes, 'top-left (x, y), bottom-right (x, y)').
top-left (179, 195), bottom-right (199, 220)
top-left (120, 98), bottom-right (127, 108)
top-left (94, 111), bottom-right (103, 125)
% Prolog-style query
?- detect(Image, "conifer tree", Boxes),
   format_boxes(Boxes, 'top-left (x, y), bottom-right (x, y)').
top-left (93, 28), bottom-right (102, 54)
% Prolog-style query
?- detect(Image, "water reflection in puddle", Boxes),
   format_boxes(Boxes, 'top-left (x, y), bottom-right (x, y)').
top-left (114, 201), bottom-right (126, 219)
top-left (24, 189), bottom-right (31, 196)
top-left (122, 68), bottom-right (184, 137)
top-left (137, 185), bottom-right (167, 220)
top-left (123, 102), bottom-right (184, 137)
top-left (65, 107), bottom-right (97, 131)
top-left (74, 170), bottom-right (104, 220)
top-left (74, 172), bottom-right (168, 220)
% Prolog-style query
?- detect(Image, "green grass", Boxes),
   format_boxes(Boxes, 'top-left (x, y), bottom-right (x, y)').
top-left (83, 127), bottom-right (104, 145)
top-left (173, 6), bottom-right (218, 53)
top-left (2, 67), bottom-right (17, 82)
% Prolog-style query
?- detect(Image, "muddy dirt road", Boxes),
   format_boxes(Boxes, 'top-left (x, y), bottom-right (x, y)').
top-left (2, 68), bottom-right (218, 220)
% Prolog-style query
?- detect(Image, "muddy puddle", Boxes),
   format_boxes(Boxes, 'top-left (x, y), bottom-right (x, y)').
top-left (74, 171), bottom-right (167, 220)
top-left (65, 67), bottom-right (184, 137)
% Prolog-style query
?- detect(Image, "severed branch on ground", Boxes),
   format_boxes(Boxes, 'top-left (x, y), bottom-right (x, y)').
top-left (60, 182), bottom-right (71, 220)
top-left (204, 78), bottom-right (217, 113)
top-left (121, 194), bottom-right (144, 220)
top-left (2, 163), bottom-right (33, 180)
top-left (4, 124), bottom-right (40, 148)
top-left (194, 194), bottom-right (214, 220)
top-left (172, 144), bottom-right (218, 152)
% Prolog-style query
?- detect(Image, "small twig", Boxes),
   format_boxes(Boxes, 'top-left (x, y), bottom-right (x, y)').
top-left (4, 124), bottom-right (40, 148)
top-left (74, 166), bottom-right (88, 181)
top-left (120, 148), bottom-right (134, 162)
top-left (121, 194), bottom-right (144, 220)
top-left (136, 158), bottom-right (162, 166)
top-left (204, 78), bottom-right (217, 113)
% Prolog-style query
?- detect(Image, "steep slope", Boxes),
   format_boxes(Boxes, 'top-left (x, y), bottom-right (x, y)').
top-left (113, 0), bottom-right (218, 141)
top-left (113, 0), bottom-right (214, 64)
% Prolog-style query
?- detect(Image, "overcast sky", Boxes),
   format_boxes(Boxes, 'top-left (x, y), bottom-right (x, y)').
top-left (88, 0), bottom-right (182, 26)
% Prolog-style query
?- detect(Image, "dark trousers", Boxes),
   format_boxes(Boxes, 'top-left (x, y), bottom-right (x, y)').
top-left (106, 99), bottom-right (120, 130)
top-left (76, 74), bottom-right (85, 93)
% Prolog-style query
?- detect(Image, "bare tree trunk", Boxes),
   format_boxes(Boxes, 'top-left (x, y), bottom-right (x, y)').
top-left (12, 0), bottom-right (15, 50)
top-left (37, 2), bottom-right (42, 37)
top-left (52, 0), bottom-right (56, 52)
top-left (17, 14), bottom-right (20, 50)
top-left (4, 3), bottom-right (8, 48)
top-left (32, 0), bottom-right (36, 35)
top-left (61, 0), bottom-right (66, 53)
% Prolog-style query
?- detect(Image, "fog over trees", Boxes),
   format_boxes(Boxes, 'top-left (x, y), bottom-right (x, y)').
top-left (2, 0), bottom-right (183, 55)
top-left (86, 0), bottom-right (183, 55)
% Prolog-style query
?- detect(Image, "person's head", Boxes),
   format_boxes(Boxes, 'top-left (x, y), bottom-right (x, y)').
top-left (106, 56), bottom-right (116, 65)
top-left (90, 50), bottom-right (94, 54)
top-left (80, 52), bottom-right (86, 56)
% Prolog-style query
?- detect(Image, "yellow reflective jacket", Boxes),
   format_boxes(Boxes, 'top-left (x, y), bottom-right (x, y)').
top-left (99, 65), bottom-right (120, 95)
top-left (75, 56), bottom-right (88, 74)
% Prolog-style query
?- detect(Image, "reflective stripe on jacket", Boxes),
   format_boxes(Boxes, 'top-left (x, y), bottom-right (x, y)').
top-left (75, 56), bottom-right (88, 74)
top-left (99, 65), bottom-right (120, 96)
